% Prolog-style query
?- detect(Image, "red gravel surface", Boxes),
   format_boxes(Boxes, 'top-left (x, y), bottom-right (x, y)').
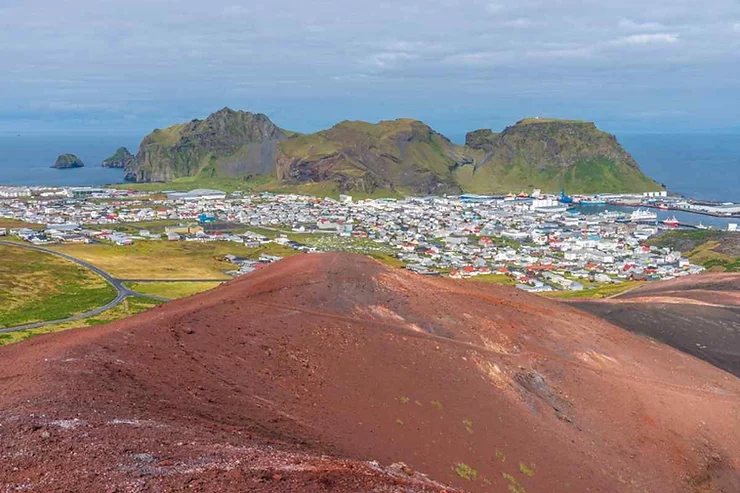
top-left (1, 254), bottom-right (739, 492)
top-left (572, 273), bottom-right (740, 378)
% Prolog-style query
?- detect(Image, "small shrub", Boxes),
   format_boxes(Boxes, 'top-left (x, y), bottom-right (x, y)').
top-left (454, 463), bottom-right (478, 481)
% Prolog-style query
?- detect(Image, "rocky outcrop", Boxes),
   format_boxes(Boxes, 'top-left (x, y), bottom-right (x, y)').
top-left (455, 118), bottom-right (663, 194)
top-left (124, 108), bottom-right (291, 182)
top-left (51, 154), bottom-right (84, 169)
top-left (102, 147), bottom-right (134, 168)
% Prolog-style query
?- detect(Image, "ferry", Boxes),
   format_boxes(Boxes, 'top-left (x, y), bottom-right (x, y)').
top-left (662, 216), bottom-right (679, 227)
top-left (580, 199), bottom-right (607, 206)
top-left (630, 208), bottom-right (658, 223)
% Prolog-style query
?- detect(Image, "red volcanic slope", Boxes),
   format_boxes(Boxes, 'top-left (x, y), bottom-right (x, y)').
top-left (1, 253), bottom-right (739, 492)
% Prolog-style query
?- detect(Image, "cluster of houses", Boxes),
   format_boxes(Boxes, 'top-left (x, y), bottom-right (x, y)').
top-left (0, 186), bottom-right (712, 292)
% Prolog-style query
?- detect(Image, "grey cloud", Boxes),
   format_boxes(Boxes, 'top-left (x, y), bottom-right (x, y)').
top-left (0, 0), bottom-right (738, 134)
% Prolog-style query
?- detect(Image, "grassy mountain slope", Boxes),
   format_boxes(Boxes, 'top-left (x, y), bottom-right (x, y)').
top-left (276, 119), bottom-right (470, 195)
top-left (124, 110), bottom-right (661, 196)
top-left (125, 108), bottom-right (292, 182)
top-left (457, 118), bottom-right (662, 194)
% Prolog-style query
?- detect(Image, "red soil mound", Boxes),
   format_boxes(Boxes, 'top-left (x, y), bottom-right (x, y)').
top-left (1, 254), bottom-right (739, 492)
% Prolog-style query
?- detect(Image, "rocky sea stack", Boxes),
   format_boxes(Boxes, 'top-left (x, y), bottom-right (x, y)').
top-left (102, 147), bottom-right (134, 168)
top-left (51, 154), bottom-right (84, 169)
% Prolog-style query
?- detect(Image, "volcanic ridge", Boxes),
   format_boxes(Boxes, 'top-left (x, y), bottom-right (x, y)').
top-left (1, 254), bottom-right (738, 492)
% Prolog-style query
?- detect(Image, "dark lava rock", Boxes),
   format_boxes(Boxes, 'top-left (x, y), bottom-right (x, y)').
top-left (51, 153), bottom-right (84, 169)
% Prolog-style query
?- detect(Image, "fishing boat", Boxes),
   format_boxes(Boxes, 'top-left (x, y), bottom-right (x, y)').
top-left (662, 216), bottom-right (679, 227)
top-left (558, 189), bottom-right (574, 204)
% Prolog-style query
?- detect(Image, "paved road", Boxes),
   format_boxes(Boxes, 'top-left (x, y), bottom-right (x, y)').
top-left (0, 241), bottom-right (173, 333)
top-left (120, 278), bottom-right (228, 283)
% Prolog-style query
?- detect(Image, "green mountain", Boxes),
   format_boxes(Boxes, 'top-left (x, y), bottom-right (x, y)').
top-left (51, 154), bottom-right (84, 169)
top-left (124, 108), bottom-right (292, 182)
top-left (102, 147), bottom-right (134, 168)
top-left (124, 110), bottom-right (662, 195)
top-left (276, 119), bottom-right (471, 195)
top-left (456, 118), bottom-right (663, 194)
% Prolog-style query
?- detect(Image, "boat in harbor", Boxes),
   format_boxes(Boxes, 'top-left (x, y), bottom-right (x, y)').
top-left (579, 197), bottom-right (607, 206)
top-left (630, 208), bottom-right (658, 223)
top-left (558, 189), bottom-right (574, 204)
top-left (662, 216), bottom-right (679, 227)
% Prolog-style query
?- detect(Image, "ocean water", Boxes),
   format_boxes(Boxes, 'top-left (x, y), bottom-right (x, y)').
top-left (0, 133), bottom-right (738, 202)
top-left (618, 133), bottom-right (740, 203)
top-left (0, 134), bottom-right (140, 187)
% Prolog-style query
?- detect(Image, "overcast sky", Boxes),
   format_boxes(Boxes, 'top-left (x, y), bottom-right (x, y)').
top-left (1, 0), bottom-right (739, 138)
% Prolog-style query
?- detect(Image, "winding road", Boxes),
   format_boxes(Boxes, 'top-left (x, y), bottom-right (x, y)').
top-left (0, 240), bottom-right (222, 333)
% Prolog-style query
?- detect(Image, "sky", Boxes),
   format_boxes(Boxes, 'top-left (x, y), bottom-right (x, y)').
top-left (1, 0), bottom-right (739, 139)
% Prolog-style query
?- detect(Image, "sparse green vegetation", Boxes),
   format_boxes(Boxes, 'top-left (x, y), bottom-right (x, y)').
top-left (396, 418), bottom-right (404, 425)
top-left (454, 463), bottom-right (478, 481)
top-left (463, 419), bottom-right (474, 434)
top-left (495, 450), bottom-right (507, 463)
top-left (431, 400), bottom-right (443, 409)
top-left (0, 244), bottom-right (117, 328)
top-left (503, 472), bottom-right (528, 493)
top-left (519, 462), bottom-right (535, 477)
top-left (397, 396), bottom-right (410, 404)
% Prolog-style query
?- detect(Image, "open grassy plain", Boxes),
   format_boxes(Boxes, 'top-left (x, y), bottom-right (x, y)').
top-left (0, 243), bottom-right (117, 328)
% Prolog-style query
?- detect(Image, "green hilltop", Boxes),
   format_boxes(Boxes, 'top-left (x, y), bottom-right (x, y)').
top-left (122, 109), bottom-right (663, 196)
top-left (456, 118), bottom-right (663, 194)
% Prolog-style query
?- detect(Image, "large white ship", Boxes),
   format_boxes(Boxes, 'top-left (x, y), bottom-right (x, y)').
top-left (630, 208), bottom-right (658, 223)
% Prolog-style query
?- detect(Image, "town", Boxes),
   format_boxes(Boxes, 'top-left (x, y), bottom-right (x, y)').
top-left (0, 185), bottom-right (715, 293)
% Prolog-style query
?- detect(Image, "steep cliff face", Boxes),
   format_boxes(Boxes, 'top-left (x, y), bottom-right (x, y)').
top-left (51, 154), bottom-right (84, 169)
top-left (101, 147), bottom-right (134, 168)
top-left (276, 119), bottom-right (469, 195)
top-left (124, 108), bottom-right (291, 182)
top-left (456, 118), bottom-right (662, 193)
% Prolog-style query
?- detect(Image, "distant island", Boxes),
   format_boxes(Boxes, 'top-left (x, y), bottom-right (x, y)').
top-left (122, 108), bottom-right (663, 195)
top-left (51, 154), bottom-right (84, 169)
top-left (102, 147), bottom-right (134, 168)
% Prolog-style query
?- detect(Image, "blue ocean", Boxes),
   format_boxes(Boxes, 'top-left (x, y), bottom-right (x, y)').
top-left (0, 134), bottom-right (140, 187)
top-left (0, 133), bottom-right (737, 203)
top-left (618, 133), bottom-right (740, 203)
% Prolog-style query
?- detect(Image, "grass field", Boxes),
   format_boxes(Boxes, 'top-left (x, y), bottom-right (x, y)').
top-left (127, 281), bottom-right (222, 299)
top-left (0, 218), bottom-right (43, 229)
top-left (648, 230), bottom-right (740, 272)
top-left (0, 296), bottom-right (161, 346)
top-left (0, 244), bottom-right (117, 328)
top-left (467, 274), bottom-right (518, 286)
top-left (49, 241), bottom-right (299, 280)
top-left (541, 281), bottom-right (642, 300)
